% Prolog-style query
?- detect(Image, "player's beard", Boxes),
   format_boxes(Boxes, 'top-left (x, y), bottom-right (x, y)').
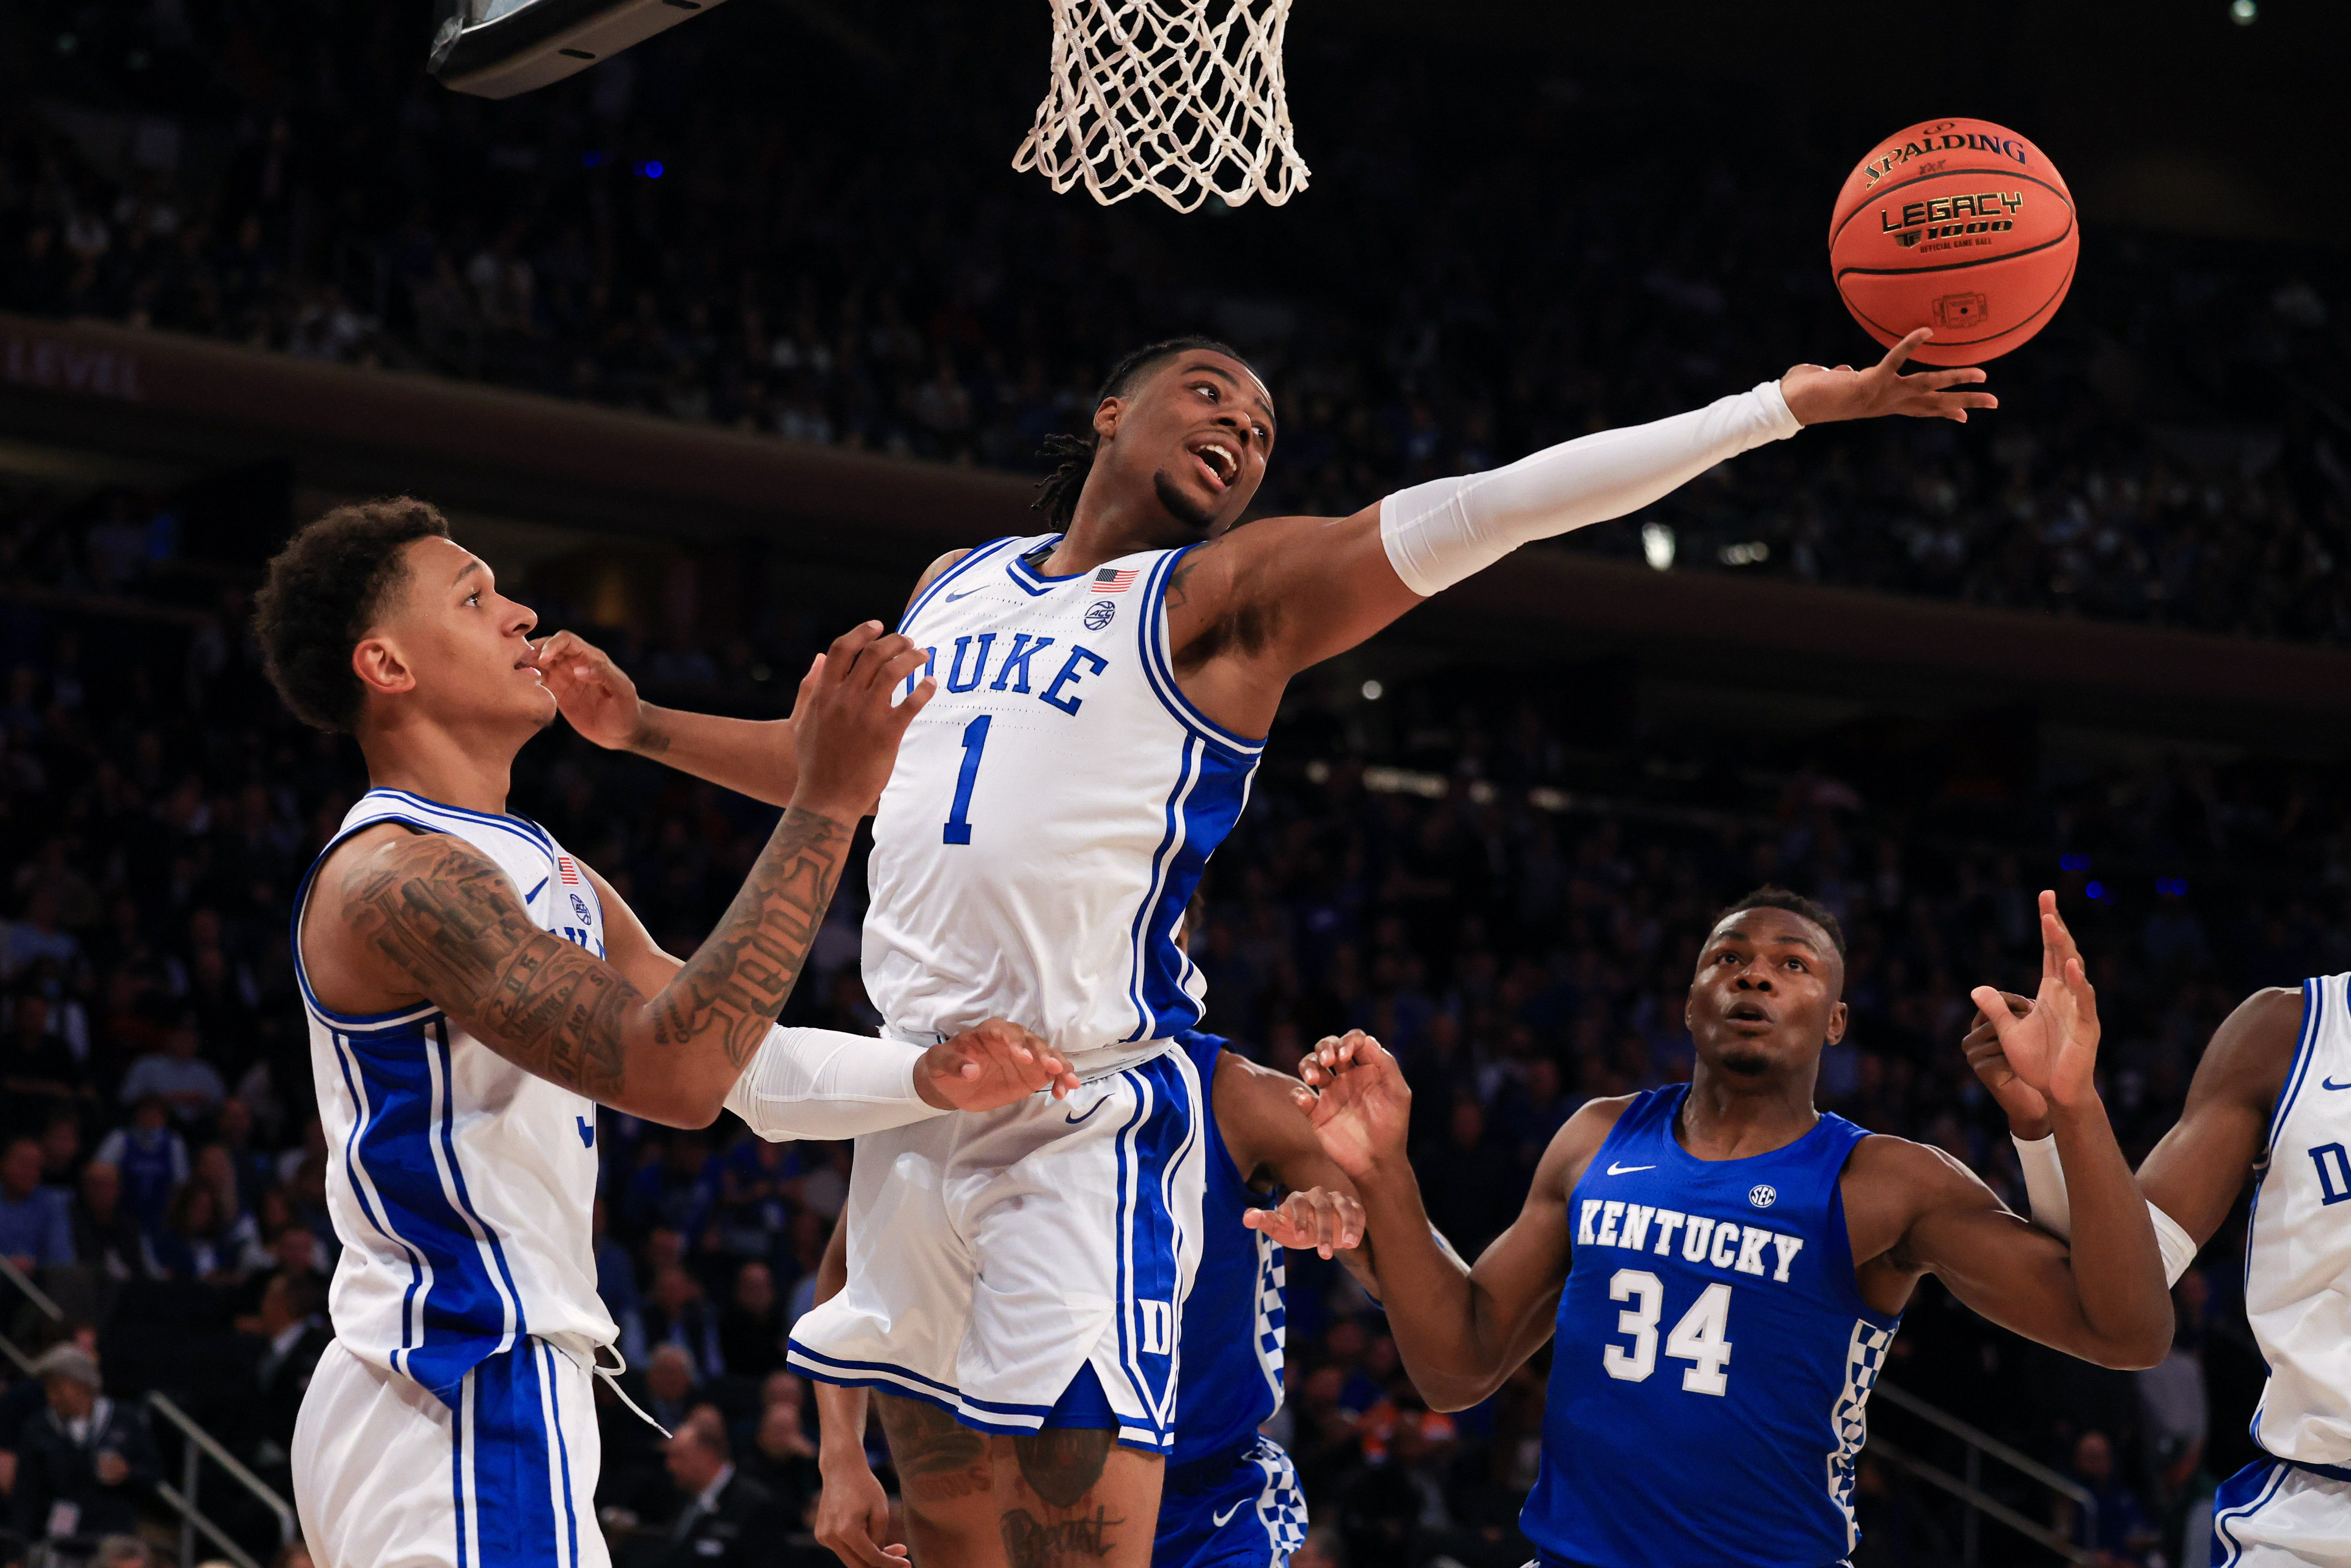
top-left (1153, 468), bottom-right (1220, 533)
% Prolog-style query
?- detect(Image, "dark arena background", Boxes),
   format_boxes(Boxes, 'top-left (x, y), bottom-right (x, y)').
top-left (3, 2), bottom-right (2349, 1565)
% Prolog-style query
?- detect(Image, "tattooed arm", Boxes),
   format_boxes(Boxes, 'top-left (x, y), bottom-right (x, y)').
top-left (308, 623), bottom-right (933, 1127)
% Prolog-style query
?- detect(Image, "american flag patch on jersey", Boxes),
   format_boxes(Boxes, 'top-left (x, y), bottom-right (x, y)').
top-left (558, 856), bottom-right (580, 885)
top-left (1091, 566), bottom-right (1138, 594)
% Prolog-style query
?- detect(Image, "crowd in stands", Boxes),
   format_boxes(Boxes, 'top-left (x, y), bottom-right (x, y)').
top-left (6, 0), bottom-right (2351, 642)
top-left (1, 466), bottom-right (2329, 1565)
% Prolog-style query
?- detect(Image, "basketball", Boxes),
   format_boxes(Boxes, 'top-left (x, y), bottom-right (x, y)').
top-left (1829, 117), bottom-right (2077, 365)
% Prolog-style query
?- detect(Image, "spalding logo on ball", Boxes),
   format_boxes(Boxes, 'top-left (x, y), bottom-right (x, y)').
top-left (1829, 117), bottom-right (2077, 365)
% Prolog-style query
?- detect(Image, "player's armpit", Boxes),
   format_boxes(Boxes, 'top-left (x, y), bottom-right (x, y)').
top-left (1163, 510), bottom-right (1422, 694)
top-left (2136, 985), bottom-right (2304, 1247)
top-left (574, 857), bottom-right (684, 996)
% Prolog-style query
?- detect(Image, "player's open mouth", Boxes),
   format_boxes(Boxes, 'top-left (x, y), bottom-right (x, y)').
top-left (1189, 438), bottom-right (1238, 491)
top-left (1725, 1002), bottom-right (1772, 1027)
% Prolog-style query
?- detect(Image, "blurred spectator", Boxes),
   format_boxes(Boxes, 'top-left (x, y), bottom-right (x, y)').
top-left (10, 1343), bottom-right (161, 1547)
top-left (92, 1097), bottom-right (189, 1231)
top-left (0, 1135), bottom-right (73, 1271)
top-left (237, 1269), bottom-right (331, 1469)
top-left (147, 1175), bottom-right (245, 1284)
top-left (644, 1418), bottom-right (782, 1568)
top-left (2066, 1429), bottom-right (2159, 1566)
top-left (119, 1018), bottom-right (227, 1124)
top-left (643, 1265), bottom-right (724, 1382)
top-left (716, 1261), bottom-right (785, 1382)
top-left (70, 1161), bottom-right (146, 1280)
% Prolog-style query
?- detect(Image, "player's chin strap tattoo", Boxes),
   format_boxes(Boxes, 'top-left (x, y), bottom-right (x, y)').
top-left (343, 806), bottom-right (850, 1116)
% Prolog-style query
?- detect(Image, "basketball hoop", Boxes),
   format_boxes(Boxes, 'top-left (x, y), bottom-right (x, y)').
top-left (1014, 0), bottom-right (1309, 213)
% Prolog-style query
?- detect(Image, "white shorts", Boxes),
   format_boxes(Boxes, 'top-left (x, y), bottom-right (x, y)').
top-left (2214, 1458), bottom-right (2351, 1567)
top-left (293, 1338), bottom-right (607, 1568)
top-left (788, 1042), bottom-right (1206, 1452)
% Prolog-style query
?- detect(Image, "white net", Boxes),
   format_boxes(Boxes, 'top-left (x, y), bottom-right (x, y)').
top-left (1014, 0), bottom-right (1309, 213)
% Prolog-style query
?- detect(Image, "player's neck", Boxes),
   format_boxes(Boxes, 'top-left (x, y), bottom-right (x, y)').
top-left (357, 717), bottom-right (521, 817)
top-left (1046, 497), bottom-right (1196, 575)
top-left (1675, 1065), bottom-right (1821, 1160)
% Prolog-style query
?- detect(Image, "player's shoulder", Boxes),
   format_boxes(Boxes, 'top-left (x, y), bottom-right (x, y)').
top-left (1534, 1092), bottom-right (1645, 1194)
top-left (906, 547), bottom-right (977, 610)
top-left (312, 821), bottom-right (503, 916)
top-left (2191, 983), bottom-right (2309, 1112)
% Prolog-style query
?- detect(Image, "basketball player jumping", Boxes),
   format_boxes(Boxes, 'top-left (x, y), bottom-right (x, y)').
top-left (1967, 972), bottom-right (2351, 1563)
top-left (252, 500), bottom-right (1076, 1568)
top-left (543, 326), bottom-right (2000, 1567)
top-left (804, 1030), bottom-right (1378, 1568)
top-left (1292, 888), bottom-right (2171, 1568)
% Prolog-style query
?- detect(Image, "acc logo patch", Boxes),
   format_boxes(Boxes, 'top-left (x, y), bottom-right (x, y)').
top-left (1083, 599), bottom-right (1118, 631)
top-left (571, 893), bottom-right (592, 923)
top-left (1748, 1184), bottom-right (1778, 1209)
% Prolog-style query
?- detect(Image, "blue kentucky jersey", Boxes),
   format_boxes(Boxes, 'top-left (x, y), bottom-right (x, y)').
top-left (1525, 1086), bottom-right (1898, 1568)
top-left (1173, 1030), bottom-right (1287, 1464)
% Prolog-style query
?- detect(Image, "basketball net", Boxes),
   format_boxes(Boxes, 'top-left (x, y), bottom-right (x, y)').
top-left (1015, 0), bottom-right (1308, 212)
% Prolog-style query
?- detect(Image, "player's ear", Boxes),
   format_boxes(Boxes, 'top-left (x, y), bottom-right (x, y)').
top-left (351, 634), bottom-right (418, 702)
top-left (1823, 1000), bottom-right (1849, 1047)
top-left (1093, 396), bottom-right (1123, 442)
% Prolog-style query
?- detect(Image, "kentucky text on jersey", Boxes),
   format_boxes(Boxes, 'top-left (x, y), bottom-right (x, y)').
top-left (1527, 1086), bottom-right (1897, 1568)
top-left (1574, 1200), bottom-right (1808, 1284)
top-left (863, 535), bottom-right (1266, 1064)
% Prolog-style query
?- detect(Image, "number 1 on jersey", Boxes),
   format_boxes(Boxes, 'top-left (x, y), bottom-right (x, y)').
top-left (942, 714), bottom-right (990, 845)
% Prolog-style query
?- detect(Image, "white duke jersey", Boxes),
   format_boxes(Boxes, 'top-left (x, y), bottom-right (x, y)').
top-left (863, 533), bottom-right (1265, 1067)
top-left (2244, 973), bottom-right (2351, 1466)
top-left (292, 788), bottom-right (619, 1405)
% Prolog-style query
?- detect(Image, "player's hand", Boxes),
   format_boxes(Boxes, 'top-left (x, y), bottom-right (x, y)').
top-left (1244, 1186), bottom-right (1366, 1259)
top-left (1961, 990), bottom-right (2051, 1140)
top-left (789, 623), bottom-right (935, 822)
top-left (1970, 891), bottom-right (2101, 1114)
top-left (814, 1453), bottom-right (906, 1568)
top-left (1293, 1031), bottom-right (1411, 1180)
top-left (530, 630), bottom-right (649, 751)
top-left (1780, 328), bottom-right (1997, 426)
top-left (916, 1019), bottom-right (1080, 1108)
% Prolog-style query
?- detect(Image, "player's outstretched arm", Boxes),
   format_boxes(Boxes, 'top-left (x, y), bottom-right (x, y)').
top-left (1296, 1033), bottom-right (1591, 1411)
top-left (535, 629), bottom-right (802, 809)
top-left (328, 622), bottom-right (934, 1127)
top-left (1873, 893), bottom-right (2170, 1369)
top-left (1173, 328), bottom-right (1997, 683)
top-left (1217, 1050), bottom-right (1377, 1282)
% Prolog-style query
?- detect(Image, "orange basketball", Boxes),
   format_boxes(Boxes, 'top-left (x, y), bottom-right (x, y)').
top-left (1828, 117), bottom-right (2077, 366)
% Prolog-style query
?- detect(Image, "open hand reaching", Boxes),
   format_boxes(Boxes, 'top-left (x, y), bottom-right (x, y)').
top-left (1968, 891), bottom-right (2102, 1115)
top-left (1781, 328), bottom-right (1998, 426)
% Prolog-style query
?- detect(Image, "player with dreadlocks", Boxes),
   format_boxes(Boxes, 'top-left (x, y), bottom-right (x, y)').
top-left (546, 329), bottom-right (2003, 1565)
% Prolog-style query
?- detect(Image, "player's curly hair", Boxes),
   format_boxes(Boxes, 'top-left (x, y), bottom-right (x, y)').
top-left (1718, 886), bottom-right (1848, 958)
top-left (253, 497), bottom-right (451, 733)
top-left (1033, 335), bottom-right (1261, 528)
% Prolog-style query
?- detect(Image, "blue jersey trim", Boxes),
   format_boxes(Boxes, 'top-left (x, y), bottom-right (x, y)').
top-left (2213, 1458), bottom-right (2290, 1568)
top-left (327, 1030), bottom-right (429, 1378)
top-left (1125, 738), bottom-right (1202, 1043)
top-left (903, 536), bottom-right (1019, 627)
top-left (1006, 533), bottom-right (1091, 589)
top-left (542, 1342), bottom-right (582, 1568)
top-left (2264, 978), bottom-right (2324, 1156)
top-left (451, 1376), bottom-right (471, 1568)
top-left (373, 789), bottom-right (556, 856)
top-left (1137, 548), bottom-right (1268, 757)
top-left (433, 1019), bottom-right (529, 1350)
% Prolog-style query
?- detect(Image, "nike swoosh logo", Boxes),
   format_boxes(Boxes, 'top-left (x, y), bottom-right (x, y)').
top-left (944, 589), bottom-right (980, 602)
top-left (2324, 1077), bottom-right (2351, 1091)
top-left (1065, 1100), bottom-right (1109, 1126)
top-left (1606, 1162), bottom-right (1655, 1176)
top-left (1211, 1501), bottom-right (1246, 1528)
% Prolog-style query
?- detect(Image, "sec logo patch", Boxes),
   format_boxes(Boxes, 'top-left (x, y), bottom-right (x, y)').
top-left (1083, 599), bottom-right (1117, 631)
top-left (1748, 1184), bottom-right (1777, 1209)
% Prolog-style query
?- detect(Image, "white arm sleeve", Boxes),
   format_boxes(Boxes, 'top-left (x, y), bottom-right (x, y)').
top-left (722, 1026), bottom-right (948, 1142)
top-left (2011, 1133), bottom-right (2199, 1286)
top-left (1377, 380), bottom-right (1802, 596)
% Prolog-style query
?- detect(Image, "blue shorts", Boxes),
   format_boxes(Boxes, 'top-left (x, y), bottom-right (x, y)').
top-left (1153, 1435), bottom-right (1306, 1568)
